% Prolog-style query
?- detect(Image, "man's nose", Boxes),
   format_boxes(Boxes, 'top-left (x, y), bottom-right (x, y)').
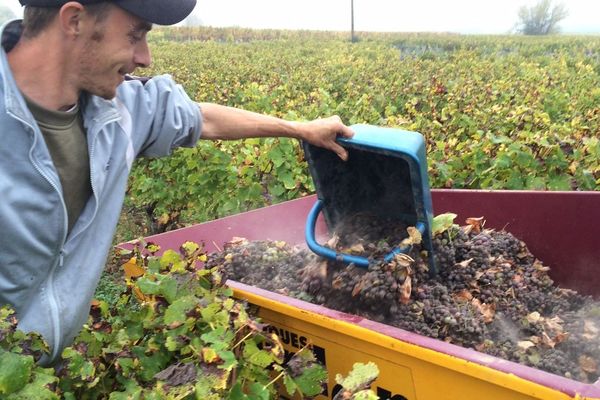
top-left (134, 39), bottom-right (151, 68)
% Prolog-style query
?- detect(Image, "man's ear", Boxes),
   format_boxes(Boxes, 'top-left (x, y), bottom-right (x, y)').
top-left (58, 1), bottom-right (86, 39)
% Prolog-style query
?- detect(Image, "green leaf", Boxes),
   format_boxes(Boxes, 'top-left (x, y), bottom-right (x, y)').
top-left (195, 378), bottom-right (223, 400)
top-left (243, 340), bottom-right (274, 368)
top-left (247, 382), bottom-right (270, 400)
top-left (335, 362), bottom-right (379, 392)
top-left (278, 170), bottom-right (297, 190)
top-left (217, 351), bottom-right (238, 372)
top-left (0, 351), bottom-right (34, 395)
top-left (431, 213), bottom-right (457, 235)
top-left (200, 327), bottom-right (233, 352)
top-left (164, 296), bottom-right (198, 325)
top-left (5, 369), bottom-right (59, 400)
top-left (291, 363), bottom-right (327, 396)
top-left (108, 380), bottom-right (143, 400)
top-left (548, 174), bottom-right (572, 191)
top-left (353, 390), bottom-right (380, 400)
top-left (282, 374), bottom-right (298, 397)
top-left (269, 147), bottom-right (285, 168)
top-left (62, 348), bottom-right (96, 380)
top-left (132, 347), bottom-right (171, 382)
top-left (160, 250), bottom-right (187, 273)
top-left (228, 383), bottom-right (248, 400)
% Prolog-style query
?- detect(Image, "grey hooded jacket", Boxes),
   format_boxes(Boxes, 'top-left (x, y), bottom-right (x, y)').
top-left (0, 20), bottom-right (202, 363)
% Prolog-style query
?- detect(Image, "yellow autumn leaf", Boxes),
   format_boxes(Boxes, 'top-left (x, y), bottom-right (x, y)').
top-left (202, 347), bottom-right (219, 363)
top-left (132, 285), bottom-right (152, 302)
top-left (157, 213), bottom-right (170, 226)
top-left (123, 257), bottom-right (145, 279)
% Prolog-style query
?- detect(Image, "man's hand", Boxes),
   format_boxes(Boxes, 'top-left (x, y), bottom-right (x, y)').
top-left (294, 116), bottom-right (355, 161)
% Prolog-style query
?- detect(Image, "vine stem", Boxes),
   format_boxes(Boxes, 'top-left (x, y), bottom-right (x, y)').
top-left (232, 330), bottom-right (254, 349)
top-left (266, 371), bottom-right (286, 388)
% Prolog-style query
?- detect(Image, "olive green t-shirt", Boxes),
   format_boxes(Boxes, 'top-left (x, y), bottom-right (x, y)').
top-left (24, 96), bottom-right (92, 235)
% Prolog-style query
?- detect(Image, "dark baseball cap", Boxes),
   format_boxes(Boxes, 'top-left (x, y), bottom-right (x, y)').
top-left (18, 0), bottom-right (197, 25)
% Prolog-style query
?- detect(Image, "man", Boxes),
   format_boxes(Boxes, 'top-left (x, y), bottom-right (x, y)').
top-left (0, 0), bottom-right (354, 365)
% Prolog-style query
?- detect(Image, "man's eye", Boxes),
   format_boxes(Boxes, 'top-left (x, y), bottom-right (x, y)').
top-left (128, 33), bottom-right (143, 43)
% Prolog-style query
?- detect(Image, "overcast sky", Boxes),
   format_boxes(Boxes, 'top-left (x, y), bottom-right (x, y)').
top-left (5, 0), bottom-right (600, 34)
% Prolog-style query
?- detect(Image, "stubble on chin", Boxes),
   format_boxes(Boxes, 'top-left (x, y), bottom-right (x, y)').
top-left (77, 27), bottom-right (119, 100)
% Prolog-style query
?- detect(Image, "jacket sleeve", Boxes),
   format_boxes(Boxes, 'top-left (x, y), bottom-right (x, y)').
top-left (116, 74), bottom-right (203, 158)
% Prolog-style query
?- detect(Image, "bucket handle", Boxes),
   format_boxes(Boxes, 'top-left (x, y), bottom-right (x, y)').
top-left (305, 199), bottom-right (426, 268)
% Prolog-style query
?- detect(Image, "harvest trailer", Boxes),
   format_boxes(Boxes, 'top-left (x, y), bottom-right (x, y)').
top-left (138, 190), bottom-right (600, 400)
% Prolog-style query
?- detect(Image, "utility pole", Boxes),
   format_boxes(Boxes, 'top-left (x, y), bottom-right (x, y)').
top-left (351, 0), bottom-right (356, 42)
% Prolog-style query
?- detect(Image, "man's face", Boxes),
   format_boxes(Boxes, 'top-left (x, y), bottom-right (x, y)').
top-left (77, 5), bottom-right (152, 99)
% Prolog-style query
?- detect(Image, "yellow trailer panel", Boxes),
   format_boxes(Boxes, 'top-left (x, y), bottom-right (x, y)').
top-left (230, 281), bottom-right (599, 400)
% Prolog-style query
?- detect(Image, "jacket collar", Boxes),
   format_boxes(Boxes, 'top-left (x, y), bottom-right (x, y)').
top-left (1, 20), bottom-right (32, 122)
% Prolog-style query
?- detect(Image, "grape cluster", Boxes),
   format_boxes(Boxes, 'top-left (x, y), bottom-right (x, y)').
top-left (207, 223), bottom-right (600, 383)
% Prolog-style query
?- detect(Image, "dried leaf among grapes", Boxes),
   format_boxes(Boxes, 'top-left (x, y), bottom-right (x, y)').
top-left (526, 312), bottom-right (541, 324)
top-left (326, 234), bottom-right (340, 249)
top-left (583, 320), bottom-right (599, 340)
top-left (352, 279), bottom-right (366, 297)
top-left (532, 259), bottom-right (550, 272)
top-left (544, 316), bottom-right (564, 335)
top-left (579, 356), bottom-right (598, 374)
top-left (456, 258), bottom-right (473, 268)
top-left (401, 226), bottom-right (423, 247)
top-left (347, 243), bottom-right (365, 254)
top-left (471, 298), bottom-right (495, 323)
top-left (465, 217), bottom-right (485, 234)
top-left (518, 341), bottom-right (535, 351)
top-left (453, 290), bottom-right (473, 302)
top-left (399, 278), bottom-right (412, 305)
top-left (541, 332), bottom-right (556, 349)
top-left (229, 237), bottom-right (249, 246)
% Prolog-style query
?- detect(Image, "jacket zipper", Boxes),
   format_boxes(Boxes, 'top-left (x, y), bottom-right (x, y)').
top-left (9, 111), bottom-right (69, 360)
top-left (68, 113), bottom-right (120, 242)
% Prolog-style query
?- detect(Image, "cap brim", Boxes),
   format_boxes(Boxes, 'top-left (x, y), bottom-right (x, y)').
top-left (117, 0), bottom-right (197, 25)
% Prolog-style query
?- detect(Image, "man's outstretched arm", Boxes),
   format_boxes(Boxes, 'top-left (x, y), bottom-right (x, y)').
top-left (198, 103), bottom-right (354, 161)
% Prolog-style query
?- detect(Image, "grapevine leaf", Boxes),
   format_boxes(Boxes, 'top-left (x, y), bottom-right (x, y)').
top-left (289, 363), bottom-right (327, 396)
top-left (123, 257), bottom-right (145, 279)
top-left (194, 375), bottom-right (223, 399)
top-left (108, 380), bottom-right (143, 400)
top-left (243, 340), bottom-right (275, 368)
top-left (228, 383), bottom-right (247, 400)
top-left (0, 351), bottom-right (34, 395)
top-left (132, 347), bottom-right (171, 382)
top-left (432, 213), bottom-right (457, 235)
top-left (353, 390), bottom-right (380, 400)
top-left (4, 368), bottom-right (58, 400)
top-left (202, 347), bottom-right (219, 363)
top-left (335, 362), bottom-right (379, 393)
top-left (164, 296), bottom-right (198, 325)
top-left (217, 351), bottom-right (238, 371)
top-left (247, 382), bottom-right (270, 400)
top-left (135, 274), bottom-right (178, 304)
top-left (282, 374), bottom-right (298, 397)
top-left (160, 249), bottom-right (187, 273)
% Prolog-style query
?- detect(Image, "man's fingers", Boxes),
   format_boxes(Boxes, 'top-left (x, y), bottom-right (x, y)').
top-left (331, 143), bottom-right (349, 161)
top-left (327, 115), bottom-right (354, 139)
top-left (339, 124), bottom-right (354, 139)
